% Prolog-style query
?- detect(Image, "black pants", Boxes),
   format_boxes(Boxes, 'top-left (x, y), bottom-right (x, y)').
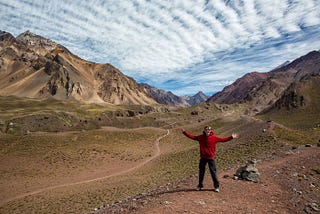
top-left (198, 158), bottom-right (219, 189)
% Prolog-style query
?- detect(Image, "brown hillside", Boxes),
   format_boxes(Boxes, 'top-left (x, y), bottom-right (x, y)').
top-left (207, 51), bottom-right (320, 115)
top-left (261, 75), bottom-right (320, 129)
top-left (0, 31), bottom-right (157, 105)
top-left (207, 72), bottom-right (270, 104)
top-left (245, 51), bottom-right (320, 114)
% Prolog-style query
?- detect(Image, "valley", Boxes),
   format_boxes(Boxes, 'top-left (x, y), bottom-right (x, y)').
top-left (0, 30), bottom-right (319, 213)
top-left (0, 96), bottom-right (319, 213)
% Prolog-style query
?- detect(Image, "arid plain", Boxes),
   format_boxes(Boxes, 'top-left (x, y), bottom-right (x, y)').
top-left (1, 95), bottom-right (319, 213)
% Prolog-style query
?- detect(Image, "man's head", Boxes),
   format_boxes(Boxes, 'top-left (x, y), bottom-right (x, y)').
top-left (203, 126), bottom-right (213, 136)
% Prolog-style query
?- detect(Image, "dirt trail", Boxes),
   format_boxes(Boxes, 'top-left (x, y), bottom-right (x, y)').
top-left (99, 146), bottom-right (320, 214)
top-left (1, 129), bottom-right (170, 206)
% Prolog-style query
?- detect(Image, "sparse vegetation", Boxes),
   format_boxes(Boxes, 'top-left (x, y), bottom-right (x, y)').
top-left (311, 168), bottom-right (320, 174)
top-left (0, 95), bottom-right (319, 213)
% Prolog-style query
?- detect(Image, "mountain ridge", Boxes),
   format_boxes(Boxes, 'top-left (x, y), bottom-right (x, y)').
top-left (2, 30), bottom-right (319, 109)
top-left (207, 50), bottom-right (320, 114)
top-left (141, 83), bottom-right (208, 106)
top-left (0, 30), bottom-right (206, 106)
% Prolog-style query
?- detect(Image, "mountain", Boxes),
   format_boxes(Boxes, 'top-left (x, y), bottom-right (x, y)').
top-left (270, 75), bottom-right (319, 111)
top-left (207, 50), bottom-right (320, 114)
top-left (0, 31), bottom-right (157, 105)
top-left (182, 91), bottom-right (209, 106)
top-left (140, 83), bottom-right (189, 106)
top-left (141, 84), bottom-right (208, 106)
top-left (271, 60), bottom-right (291, 70)
top-left (207, 72), bottom-right (271, 104)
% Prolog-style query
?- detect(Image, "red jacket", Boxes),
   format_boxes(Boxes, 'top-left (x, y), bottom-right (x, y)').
top-left (183, 130), bottom-right (233, 159)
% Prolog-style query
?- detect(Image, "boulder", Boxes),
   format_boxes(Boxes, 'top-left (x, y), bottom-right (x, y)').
top-left (234, 160), bottom-right (260, 183)
top-left (191, 110), bottom-right (199, 115)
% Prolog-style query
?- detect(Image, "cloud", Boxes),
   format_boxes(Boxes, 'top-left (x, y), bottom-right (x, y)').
top-left (1, 0), bottom-right (320, 96)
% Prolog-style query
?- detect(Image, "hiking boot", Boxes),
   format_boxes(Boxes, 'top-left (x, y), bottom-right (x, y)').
top-left (196, 185), bottom-right (203, 191)
top-left (213, 188), bottom-right (220, 192)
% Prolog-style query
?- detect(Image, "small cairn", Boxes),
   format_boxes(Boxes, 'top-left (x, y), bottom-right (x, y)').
top-left (234, 160), bottom-right (260, 183)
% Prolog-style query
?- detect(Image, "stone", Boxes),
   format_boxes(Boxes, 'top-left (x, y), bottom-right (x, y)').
top-left (191, 110), bottom-right (199, 115)
top-left (234, 160), bottom-right (260, 183)
top-left (310, 202), bottom-right (319, 211)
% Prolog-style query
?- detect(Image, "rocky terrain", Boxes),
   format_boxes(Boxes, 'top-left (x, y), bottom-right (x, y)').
top-left (95, 145), bottom-right (320, 214)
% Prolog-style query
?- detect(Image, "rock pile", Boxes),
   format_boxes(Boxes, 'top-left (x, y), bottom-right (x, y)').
top-left (234, 160), bottom-right (260, 183)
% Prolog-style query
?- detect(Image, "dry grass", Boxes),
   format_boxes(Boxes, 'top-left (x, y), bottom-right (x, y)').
top-left (0, 128), bottom-right (166, 211)
top-left (0, 96), bottom-right (319, 213)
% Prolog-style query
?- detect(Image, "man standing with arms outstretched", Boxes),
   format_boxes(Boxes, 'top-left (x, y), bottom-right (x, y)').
top-left (181, 126), bottom-right (238, 192)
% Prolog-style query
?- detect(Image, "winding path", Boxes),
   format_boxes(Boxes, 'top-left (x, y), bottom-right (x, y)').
top-left (1, 129), bottom-right (170, 206)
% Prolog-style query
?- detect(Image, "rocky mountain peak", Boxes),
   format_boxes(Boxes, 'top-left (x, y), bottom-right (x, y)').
top-left (194, 91), bottom-right (207, 98)
top-left (17, 30), bottom-right (58, 52)
top-left (0, 31), bottom-right (15, 41)
top-left (183, 91), bottom-right (209, 106)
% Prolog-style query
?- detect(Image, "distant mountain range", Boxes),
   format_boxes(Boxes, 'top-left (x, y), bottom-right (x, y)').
top-left (0, 30), bottom-right (207, 106)
top-left (140, 83), bottom-right (208, 106)
top-left (1, 30), bottom-right (319, 112)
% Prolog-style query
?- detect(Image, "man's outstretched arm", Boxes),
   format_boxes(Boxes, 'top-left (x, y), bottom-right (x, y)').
top-left (216, 133), bottom-right (238, 142)
top-left (181, 128), bottom-right (198, 140)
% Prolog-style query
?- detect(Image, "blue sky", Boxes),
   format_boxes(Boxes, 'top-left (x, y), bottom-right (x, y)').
top-left (1, 0), bottom-right (320, 96)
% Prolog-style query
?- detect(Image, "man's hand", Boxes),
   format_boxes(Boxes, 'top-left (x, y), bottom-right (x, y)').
top-left (181, 128), bottom-right (185, 133)
top-left (232, 133), bottom-right (238, 139)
